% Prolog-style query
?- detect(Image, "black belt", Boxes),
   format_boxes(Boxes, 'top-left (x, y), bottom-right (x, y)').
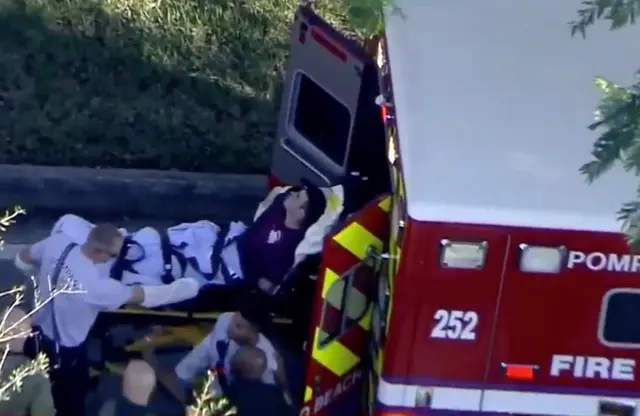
top-left (110, 229), bottom-right (187, 283)
top-left (110, 236), bottom-right (138, 280)
top-left (210, 225), bottom-right (240, 284)
top-left (159, 230), bottom-right (187, 284)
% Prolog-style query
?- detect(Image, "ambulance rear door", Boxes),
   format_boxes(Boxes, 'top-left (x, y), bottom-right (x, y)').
top-left (270, 5), bottom-right (388, 197)
top-left (302, 195), bottom-right (391, 416)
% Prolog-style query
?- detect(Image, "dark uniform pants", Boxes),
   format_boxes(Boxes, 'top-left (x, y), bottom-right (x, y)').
top-left (25, 326), bottom-right (89, 416)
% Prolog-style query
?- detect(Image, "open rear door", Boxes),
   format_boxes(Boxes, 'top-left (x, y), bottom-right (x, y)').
top-left (270, 6), bottom-right (385, 190)
top-left (301, 195), bottom-right (391, 416)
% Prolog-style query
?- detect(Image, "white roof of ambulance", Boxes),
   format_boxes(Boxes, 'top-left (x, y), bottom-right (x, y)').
top-left (384, 0), bottom-right (640, 232)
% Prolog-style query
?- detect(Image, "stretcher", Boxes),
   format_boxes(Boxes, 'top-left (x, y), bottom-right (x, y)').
top-left (87, 183), bottom-right (346, 379)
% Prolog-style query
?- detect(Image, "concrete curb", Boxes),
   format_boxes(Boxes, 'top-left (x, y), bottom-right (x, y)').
top-left (0, 165), bottom-right (267, 220)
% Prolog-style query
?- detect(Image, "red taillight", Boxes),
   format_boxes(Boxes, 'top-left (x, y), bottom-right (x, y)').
top-left (310, 28), bottom-right (347, 62)
top-left (503, 363), bottom-right (538, 381)
top-left (381, 104), bottom-right (388, 123)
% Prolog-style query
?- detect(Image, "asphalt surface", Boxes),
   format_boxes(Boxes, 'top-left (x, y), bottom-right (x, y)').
top-left (0, 215), bottom-right (212, 415)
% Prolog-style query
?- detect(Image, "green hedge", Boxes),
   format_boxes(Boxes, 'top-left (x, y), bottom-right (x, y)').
top-left (0, 0), bottom-right (353, 173)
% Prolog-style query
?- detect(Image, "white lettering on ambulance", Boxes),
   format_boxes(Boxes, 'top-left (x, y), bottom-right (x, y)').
top-left (306, 370), bottom-right (362, 414)
top-left (567, 251), bottom-right (640, 272)
top-left (550, 355), bottom-right (635, 381)
top-left (430, 310), bottom-right (478, 340)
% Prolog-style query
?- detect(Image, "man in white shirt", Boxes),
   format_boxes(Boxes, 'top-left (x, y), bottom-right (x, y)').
top-left (144, 311), bottom-right (289, 404)
top-left (52, 214), bottom-right (247, 288)
top-left (14, 223), bottom-right (198, 416)
top-left (175, 312), bottom-right (281, 386)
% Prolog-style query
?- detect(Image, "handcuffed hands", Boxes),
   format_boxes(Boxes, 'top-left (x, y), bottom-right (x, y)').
top-left (257, 278), bottom-right (275, 294)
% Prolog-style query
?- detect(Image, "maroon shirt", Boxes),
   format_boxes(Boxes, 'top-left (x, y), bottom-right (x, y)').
top-left (238, 194), bottom-right (306, 286)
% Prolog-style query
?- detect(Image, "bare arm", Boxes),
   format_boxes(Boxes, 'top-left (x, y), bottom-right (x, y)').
top-left (18, 246), bottom-right (37, 265)
top-left (275, 351), bottom-right (293, 406)
top-left (142, 347), bottom-right (188, 404)
top-left (274, 352), bottom-right (287, 386)
top-left (14, 241), bottom-right (46, 274)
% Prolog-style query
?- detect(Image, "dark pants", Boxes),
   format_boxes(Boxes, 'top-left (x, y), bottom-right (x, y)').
top-left (25, 327), bottom-right (89, 416)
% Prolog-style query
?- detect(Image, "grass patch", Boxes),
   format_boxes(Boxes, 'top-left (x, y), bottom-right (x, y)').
top-left (0, 0), bottom-right (354, 173)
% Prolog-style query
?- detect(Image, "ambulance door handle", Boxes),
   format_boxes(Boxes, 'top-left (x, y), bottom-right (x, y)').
top-left (366, 247), bottom-right (396, 261)
top-left (313, 375), bottom-right (321, 396)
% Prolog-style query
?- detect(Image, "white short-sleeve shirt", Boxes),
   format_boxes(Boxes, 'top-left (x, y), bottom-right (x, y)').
top-left (31, 233), bottom-right (133, 347)
top-left (175, 312), bottom-right (279, 385)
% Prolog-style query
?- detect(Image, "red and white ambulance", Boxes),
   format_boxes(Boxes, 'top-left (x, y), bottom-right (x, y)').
top-left (269, 1), bottom-right (640, 415)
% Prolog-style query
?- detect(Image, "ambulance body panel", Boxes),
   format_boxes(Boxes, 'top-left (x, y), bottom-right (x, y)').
top-left (378, 1), bottom-right (640, 414)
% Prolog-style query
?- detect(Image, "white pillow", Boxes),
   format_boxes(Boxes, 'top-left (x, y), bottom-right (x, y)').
top-left (253, 185), bottom-right (345, 265)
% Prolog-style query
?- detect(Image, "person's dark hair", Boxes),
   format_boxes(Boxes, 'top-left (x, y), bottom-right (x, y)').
top-left (229, 345), bottom-right (267, 379)
top-left (298, 179), bottom-right (327, 229)
top-left (239, 296), bottom-right (271, 333)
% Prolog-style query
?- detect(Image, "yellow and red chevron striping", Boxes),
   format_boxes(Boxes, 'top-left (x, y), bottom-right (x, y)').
top-left (305, 195), bottom-right (391, 409)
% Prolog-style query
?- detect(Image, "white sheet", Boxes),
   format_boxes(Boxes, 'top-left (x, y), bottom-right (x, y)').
top-left (50, 214), bottom-right (246, 287)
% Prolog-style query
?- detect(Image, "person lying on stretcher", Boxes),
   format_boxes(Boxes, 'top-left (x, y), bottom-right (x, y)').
top-left (52, 181), bottom-right (343, 296)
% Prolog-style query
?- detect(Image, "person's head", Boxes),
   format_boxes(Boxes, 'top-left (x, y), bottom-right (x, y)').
top-left (227, 379), bottom-right (296, 416)
top-left (229, 345), bottom-right (267, 381)
top-left (83, 223), bottom-right (124, 264)
top-left (282, 180), bottom-right (326, 229)
top-left (1, 306), bottom-right (31, 352)
top-left (122, 359), bottom-right (156, 406)
top-left (228, 312), bottom-right (258, 344)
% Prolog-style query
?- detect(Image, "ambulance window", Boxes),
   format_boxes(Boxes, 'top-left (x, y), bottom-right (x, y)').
top-left (318, 263), bottom-right (375, 347)
top-left (600, 290), bottom-right (640, 346)
top-left (290, 72), bottom-right (351, 166)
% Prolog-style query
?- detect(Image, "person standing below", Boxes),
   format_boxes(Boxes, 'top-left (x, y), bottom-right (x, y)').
top-left (144, 310), bottom-right (289, 404)
top-left (0, 306), bottom-right (55, 416)
top-left (14, 223), bottom-right (199, 416)
top-left (99, 359), bottom-right (157, 416)
top-left (174, 311), bottom-right (287, 390)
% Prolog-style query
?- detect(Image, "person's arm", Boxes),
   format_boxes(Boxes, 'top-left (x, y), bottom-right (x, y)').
top-left (81, 271), bottom-right (145, 309)
top-left (143, 346), bottom-right (190, 404)
top-left (174, 333), bottom-right (216, 384)
top-left (83, 270), bottom-right (199, 309)
top-left (146, 330), bottom-right (217, 404)
top-left (274, 351), bottom-right (292, 404)
top-left (14, 238), bottom-right (48, 274)
top-left (258, 278), bottom-right (276, 293)
top-left (27, 374), bottom-right (56, 416)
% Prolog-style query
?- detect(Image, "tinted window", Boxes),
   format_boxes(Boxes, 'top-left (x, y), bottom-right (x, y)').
top-left (292, 73), bottom-right (351, 166)
top-left (602, 291), bottom-right (640, 345)
top-left (318, 262), bottom-right (375, 347)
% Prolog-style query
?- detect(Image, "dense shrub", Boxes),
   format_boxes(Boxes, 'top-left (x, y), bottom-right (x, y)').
top-left (0, 0), bottom-right (353, 173)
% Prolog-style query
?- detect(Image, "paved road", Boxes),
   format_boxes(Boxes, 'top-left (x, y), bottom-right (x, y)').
top-left (0, 216), bottom-right (211, 415)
